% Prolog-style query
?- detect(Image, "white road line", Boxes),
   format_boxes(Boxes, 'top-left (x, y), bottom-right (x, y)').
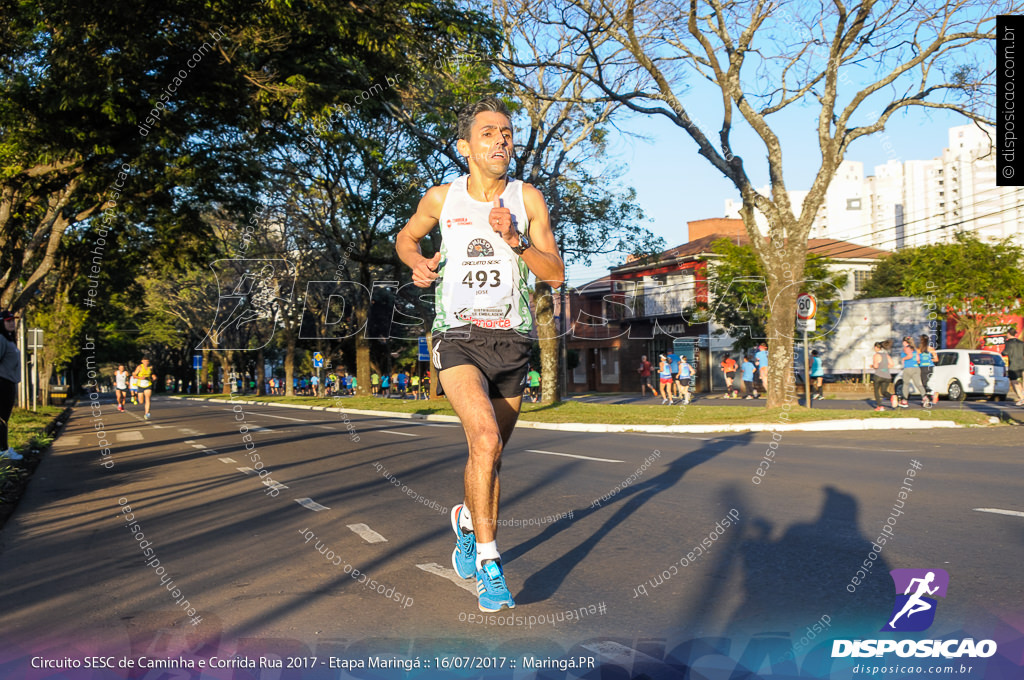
top-left (218, 457), bottom-right (236, 463)
top-left (524, 449), bottom-right (624, 463)
top-left (379, 430), bottom-right (418, 437)
top-left (248, 426), bottom-right (273, 432)
top-left (315, 425), bottom-right (334, 430)
top-left (191, 444), bottom-right (207, 449)
top-left (974, 508), bottom-right (1024, 519)
top-left (226, 410), bottom-right (309, 422)
top-left (115, 431), bottom-right (144, 442)
top-left (237, 467), bottom-right (256, 475)
top-left (55, 436), bottom-right (82, 447)
top-left (425, 424), bottom-right (457, 428)
top-left (179, 428), bottom-right (203, 436)
top-left (347, 523), bottom-right (388, 543)
top-left (151, 424), bottom-right (165, 429)
top-left (295, 498), bottom-right (331, 511)
top-left (264, 480), bottom-right (289, 491)
top-left (416, 563), bottom-right (477, 594)
top-left (184, 440), bottom-right (195, 443)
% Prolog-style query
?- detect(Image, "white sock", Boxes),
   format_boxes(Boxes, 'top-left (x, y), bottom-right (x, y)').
top-left (476, 541), bottom-right (500, 570)
top-left (458, 504), bottom-right (474, 533)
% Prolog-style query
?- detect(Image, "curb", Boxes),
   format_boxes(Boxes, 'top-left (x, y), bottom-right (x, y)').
top-left (170, 396), bottom-right (966, 433)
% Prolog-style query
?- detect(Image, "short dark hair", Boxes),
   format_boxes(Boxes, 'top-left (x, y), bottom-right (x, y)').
top-left (457, 96), bottom-right (511, 141)
top-left (1011, 327), bottom-right (1019, 337)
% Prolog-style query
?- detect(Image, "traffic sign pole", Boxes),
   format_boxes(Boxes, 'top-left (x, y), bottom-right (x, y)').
top-left (796, 294), bottom-right (817, 408)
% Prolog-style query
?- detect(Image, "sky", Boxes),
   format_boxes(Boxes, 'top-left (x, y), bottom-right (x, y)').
top-left (561, 101), bottom-right (977, 287)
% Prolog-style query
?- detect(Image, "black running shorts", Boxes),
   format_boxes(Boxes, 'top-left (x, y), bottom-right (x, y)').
top-left (433, 326), bottom-right (532, 399)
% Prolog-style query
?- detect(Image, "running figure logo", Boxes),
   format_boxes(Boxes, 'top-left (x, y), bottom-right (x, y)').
top-left (882, 568), bottom-right (949, 632)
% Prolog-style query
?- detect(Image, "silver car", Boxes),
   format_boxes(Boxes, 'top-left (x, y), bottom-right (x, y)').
top-left (895, 349), bottom-right (1010, 401)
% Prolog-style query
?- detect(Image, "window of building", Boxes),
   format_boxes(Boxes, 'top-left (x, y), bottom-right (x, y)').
top-left (853, 270), bottom-right (871, 294)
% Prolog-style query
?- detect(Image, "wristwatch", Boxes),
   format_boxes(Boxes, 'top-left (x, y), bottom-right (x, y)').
top-left (511, 232), bottom-right (531, 255)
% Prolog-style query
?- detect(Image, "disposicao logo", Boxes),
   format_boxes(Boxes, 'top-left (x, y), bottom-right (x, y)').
top-left (882, 568), bottom-right (948, 632)
top-left (832, 568), bottom-right (997, 659)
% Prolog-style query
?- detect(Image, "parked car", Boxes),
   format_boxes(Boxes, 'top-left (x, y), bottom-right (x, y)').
top-left (894, 349), bottom-right (1009, 401)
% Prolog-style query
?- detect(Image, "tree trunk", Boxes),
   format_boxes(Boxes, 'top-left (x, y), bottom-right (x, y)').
top-left (762, 237), bottom-right (807, 409)
top-left (285, 332), bottom-right (296, 396)
top-left (356, 336), bottom-right (371, 396)
top-left (534, 281), bottom-right (559, 403)
top-left (219, 352), bottom-right (232, 394)
top-left (39, 363), bottom-right (54, 407)
top-left (256, 347), bottom-right (266, 396)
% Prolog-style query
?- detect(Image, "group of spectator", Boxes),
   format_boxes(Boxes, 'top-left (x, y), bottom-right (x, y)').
top-left (371, 370), bottom-right (429, 399)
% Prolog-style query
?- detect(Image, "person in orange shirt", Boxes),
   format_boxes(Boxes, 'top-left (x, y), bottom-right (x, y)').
top-left (720, 355), bottom-right (738, 398)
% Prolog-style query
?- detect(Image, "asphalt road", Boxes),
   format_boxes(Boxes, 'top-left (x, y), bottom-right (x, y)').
top-left (0, 395), bottom-right (1020, 676)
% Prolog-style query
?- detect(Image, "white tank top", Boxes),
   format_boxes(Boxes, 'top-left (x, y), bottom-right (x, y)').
top-left (115, 370), bottom-right (128, 389)
top-left (433, 176), bottom-right (532, 333)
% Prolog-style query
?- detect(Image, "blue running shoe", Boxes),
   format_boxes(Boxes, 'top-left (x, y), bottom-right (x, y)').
top-left (476, 559), bottom-right (515, 612)
top-left (451, 503), bottom-right (475, 579)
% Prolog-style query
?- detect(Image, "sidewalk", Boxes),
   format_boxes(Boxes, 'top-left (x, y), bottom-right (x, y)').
top-left (172, 394), bottom-right (992, 433)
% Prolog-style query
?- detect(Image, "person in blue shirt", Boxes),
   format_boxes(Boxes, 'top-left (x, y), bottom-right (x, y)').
top-left (754, 343), bottom-right (769, 397)
top-left (917, 335), bottom-right (938, 406)
top-left (666, 351), bottom-right (680, 401)
top-left (658, 354), bottom-right (673, 404)
top-left (899, 336), bottom-right (924, 407)
top-left (397, 369), bottom-right (408, 398)
top-left (677, 355), bottom-right (694, 404)
top-left (741, 355), bottom-right (757, 399)
top-left (810, 350), bottom-right (824, 400)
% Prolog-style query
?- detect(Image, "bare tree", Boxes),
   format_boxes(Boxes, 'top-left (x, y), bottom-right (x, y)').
top-left (385, 0), bottom-right (660, 401)
top-left (519, 0), bottom-right (1007, 406)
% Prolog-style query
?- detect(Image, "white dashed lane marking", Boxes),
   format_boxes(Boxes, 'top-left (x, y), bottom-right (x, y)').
top-left (179, 428), bottom-right (203, 436)
top-left (347, 523), bottom-right (388, 543)
top-left (115, 431), bottom-right (144, 442)
top-left (379, 430), bottom-right (417, 437)
top-left (191, 444), bottom-right (207, 450)
top-left (226, 410), bottom-right (308, 422)
top-left (218, 457), bottom-right (236, 463)
top-left (237, 467), bottom-right (256, 475)
top-left (524, 449), bottom-right (624, 463)
top-left (295, 498), bottom-right (330, 511)
top-left (56, 436), bottom-right (82, 447)
top-left (974, 508), bottom-right (1024, 519)
top-left (416, 563), bottom-right (476, 594)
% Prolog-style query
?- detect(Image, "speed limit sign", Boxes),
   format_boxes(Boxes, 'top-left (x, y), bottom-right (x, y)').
top-left (796, 293), bottom-right (817, 320)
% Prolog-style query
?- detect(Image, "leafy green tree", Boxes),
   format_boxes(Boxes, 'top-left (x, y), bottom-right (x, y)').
top-left (696, 238), bottom-right (848, 352)
top-left (27, 295), bottom-right (88, 406)
top-left (1, 0), bottom-right (497, 314)
top-left (858, 233), bottom-right (1024, 348)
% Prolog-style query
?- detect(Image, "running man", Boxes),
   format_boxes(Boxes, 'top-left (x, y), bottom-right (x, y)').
top-left (719, 354), bottom-right (737, 398)
top-left (741, 354), bottom-right (757, 399)
top-left (132, 357), bottom-right (155, 420)
top-left (526, 365), bottom-right (541, 403)
top-left (677, 355), bottom-right (693, 404)
top-left (114, 365), bottom-right (129, 412)
top-left (638, 355), bottom-right (654, 398)
top-left (754, 342), bottom-right (769, 398)
top-left (888, 572), bottom-right (940, 629)
top-left (1004, 327), bottom-right (1024, 406)
top-left (129, 372), bottom-right (139, 405)
top-left (396, 96), bottom-right (564, 612)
